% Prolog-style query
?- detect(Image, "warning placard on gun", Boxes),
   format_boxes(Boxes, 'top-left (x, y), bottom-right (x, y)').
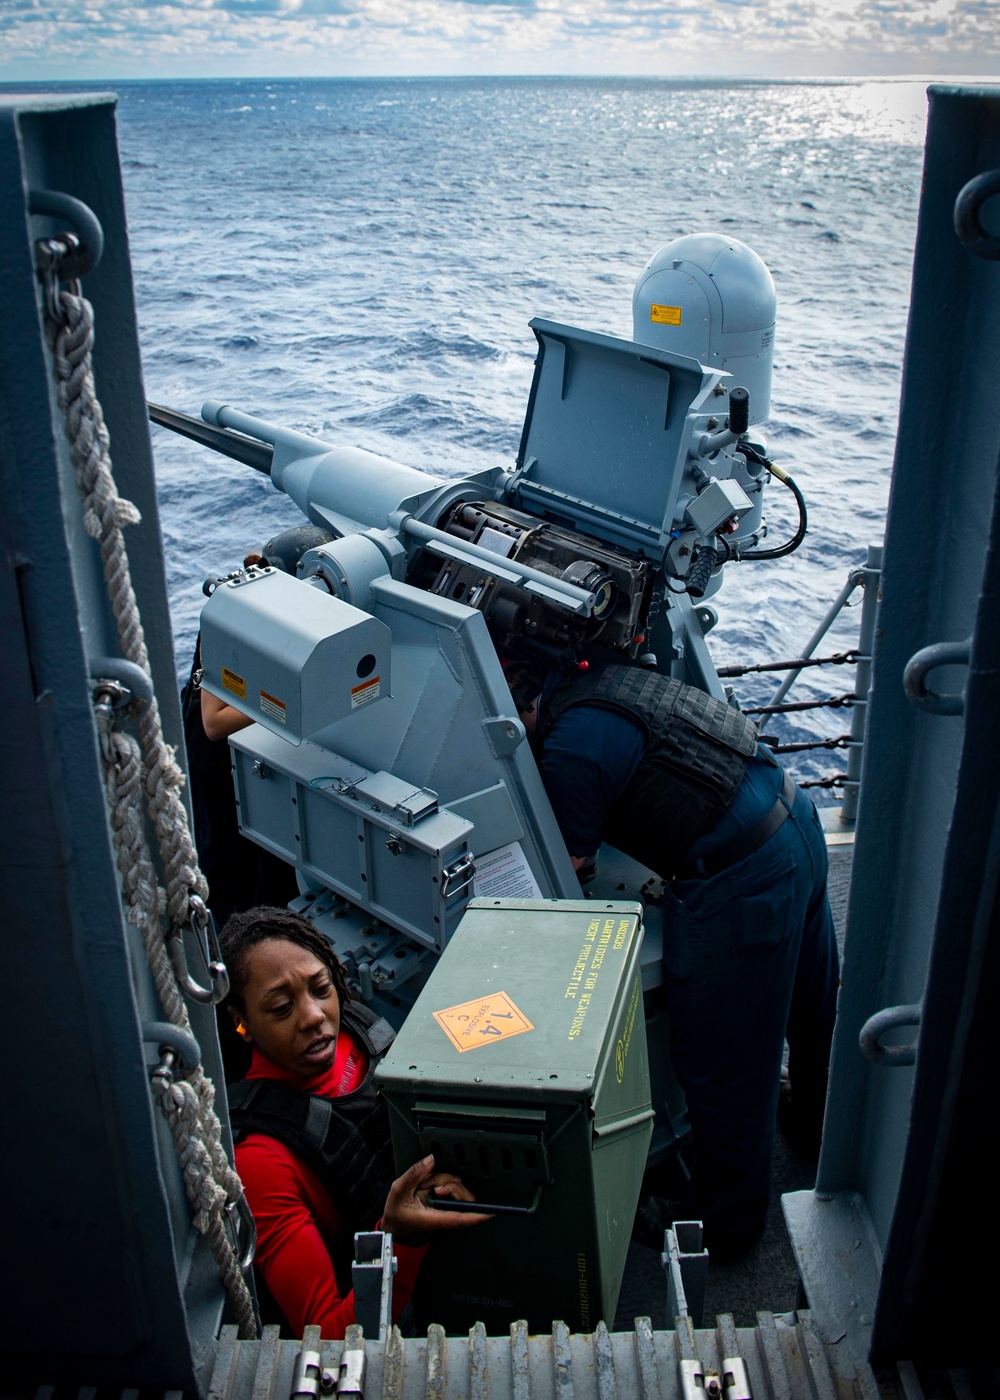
top-left (433, 991), bottom-right (534, 1054)
top-left (472, 841), bottom-right (542, 900)
top-left (259, 689), bottom-right (287, 723)
top-left (351, 676), bottom-right (381, 708)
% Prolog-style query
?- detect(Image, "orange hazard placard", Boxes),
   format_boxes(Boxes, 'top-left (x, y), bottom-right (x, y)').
top-left (433, 991), bottom-right (534, 1054)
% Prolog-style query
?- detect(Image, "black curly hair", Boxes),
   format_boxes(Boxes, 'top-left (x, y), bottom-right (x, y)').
top-left (220, 905), bottom-right (352, 1014)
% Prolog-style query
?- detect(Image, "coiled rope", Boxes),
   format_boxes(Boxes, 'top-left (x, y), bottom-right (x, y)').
top-left (45, 284), bottom-right (257, 1339)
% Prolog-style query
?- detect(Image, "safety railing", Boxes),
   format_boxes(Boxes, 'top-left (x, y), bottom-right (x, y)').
top-left (717, 544), bottom-right (882, 821)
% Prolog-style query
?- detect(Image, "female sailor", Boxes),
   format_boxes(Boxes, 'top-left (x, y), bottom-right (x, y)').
top-left (221, 906), bottom-right (485, 1337)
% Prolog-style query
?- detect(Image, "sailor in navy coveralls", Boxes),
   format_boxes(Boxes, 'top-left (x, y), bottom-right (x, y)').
top-left (515, 659), bottom-right (839, 1257)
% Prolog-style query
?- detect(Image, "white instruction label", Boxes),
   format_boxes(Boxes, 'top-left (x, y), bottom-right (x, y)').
top-left (351, 676), bottom-right (381, 709)
top-left (473, 841), bottom-right (543, 900)
top-left (259, 689), bottom-right (287, 724)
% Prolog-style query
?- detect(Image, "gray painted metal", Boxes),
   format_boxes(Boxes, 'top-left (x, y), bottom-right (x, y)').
top-left (191, 308), bottom-right (772, 737)
top-left (0, 93), bottom-right (233, 1390)
top-left (510, 319), bottom-right (729, 557)
top-left (784, 83), bottom-right (1000, 1366)
top-left (224, 572), bottom-right (584, 947)
top-left (857, 1004), bottom-right (921, 1068)
top-left (953, 167), bottom-right (1000, 259)
top-left (6, 78), bottom-right (1000, 1400)
top-left (200, 566), bottom-right (393, 743)
top-left (631, 233), bottom-right (777, 426)
top-left (901, 639), bottom-right (970, 717)
top-left (840, 546), bottom-right (881, 821)
top-left (199, 1315), bottom-right (885, 1399)
top-left (351, 1233), bottom-right (395, 1344)
top-left (781, 1190), bottom-right (881, 1370)
top-left (230, 723), bottom-right (477, 950)
top-left (200, 399), bottom-right (503, 541)
top-left (662, 1224), bottom-right (708, 1330)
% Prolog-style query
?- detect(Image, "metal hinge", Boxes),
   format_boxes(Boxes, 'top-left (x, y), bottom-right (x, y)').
top-left (336, 1347), bottom-right (367, 1397)
top-left (291, 1349), bottom-right (322, 1399)
top-left (680, 1357), bottom-right (752, 1398)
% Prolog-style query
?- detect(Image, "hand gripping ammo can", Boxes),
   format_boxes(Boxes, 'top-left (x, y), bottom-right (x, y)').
top-left (375, 898), bottom-right (652, 1335)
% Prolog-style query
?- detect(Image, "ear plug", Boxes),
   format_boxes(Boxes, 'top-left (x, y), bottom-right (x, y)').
top-left (237, 1022), bottom-right (248, 1038)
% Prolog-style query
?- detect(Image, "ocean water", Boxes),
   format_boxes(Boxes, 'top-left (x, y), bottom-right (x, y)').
top-left (110, 76), bottom-right (926, 790)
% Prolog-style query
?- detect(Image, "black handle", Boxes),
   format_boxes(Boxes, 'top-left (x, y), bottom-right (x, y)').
top-left (728, 387), bottom-right (749, 435)
top-left (428, 1185), bottom-right (542, 1217)
top-left (686, 546), bottom-right (718, 599)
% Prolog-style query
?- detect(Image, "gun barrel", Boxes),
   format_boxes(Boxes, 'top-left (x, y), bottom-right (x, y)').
top-left (202, 400), bottom-right (342, 461)
top-left (147, 402), bottom-right (273, 474)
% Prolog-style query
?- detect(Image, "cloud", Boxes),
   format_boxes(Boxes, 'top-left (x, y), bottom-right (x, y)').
top-left (294, 0), bottom-right (361, 10)
top-left (0, 0), bottom-right (997, 77)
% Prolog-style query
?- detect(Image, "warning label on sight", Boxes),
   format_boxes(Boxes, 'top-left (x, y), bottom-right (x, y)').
top-left (221, 667), bottom-right (246, 700)
top-left (650, 303), bottom-right (682, 326)
top-left (433, 991), bottom-right (534, 1054)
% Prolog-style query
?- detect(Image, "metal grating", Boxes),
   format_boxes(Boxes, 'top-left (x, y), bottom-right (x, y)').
top-left (205, 1313), bottom-right (883, 1400)
top-left (20, 1316), bottom-right (993, 1399)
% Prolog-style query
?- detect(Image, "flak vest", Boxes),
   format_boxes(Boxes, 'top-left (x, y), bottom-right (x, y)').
top-left (228, 1001), bottom-right (397, 1294)
top-left (539, 665), bottom-right (758, 877)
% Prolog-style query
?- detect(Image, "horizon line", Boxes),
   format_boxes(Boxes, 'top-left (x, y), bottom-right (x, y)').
top-left (3, 71), bottom-right (998, 85)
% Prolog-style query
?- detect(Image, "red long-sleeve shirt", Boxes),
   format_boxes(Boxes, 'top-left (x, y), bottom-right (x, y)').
top-left (235, 1033), bottom-right (425, 1338)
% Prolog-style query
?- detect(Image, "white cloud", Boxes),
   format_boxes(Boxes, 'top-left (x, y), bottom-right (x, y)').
top-left (1, 0), bottom-right (997, 77)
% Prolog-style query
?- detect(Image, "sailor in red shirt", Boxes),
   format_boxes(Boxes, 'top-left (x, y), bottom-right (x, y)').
top-left (220, 906), bottom-right (485, 1338)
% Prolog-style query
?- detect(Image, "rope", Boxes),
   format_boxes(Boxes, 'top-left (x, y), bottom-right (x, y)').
top-left (46, 286), bottom-right (257, 1339)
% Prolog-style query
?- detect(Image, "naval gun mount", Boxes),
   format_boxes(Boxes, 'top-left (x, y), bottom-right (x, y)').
top-left (157, 236), bottom-right (784, 1158)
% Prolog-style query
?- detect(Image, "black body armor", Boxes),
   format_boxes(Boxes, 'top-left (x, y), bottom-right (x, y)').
top-left (228, 1001), bottom-right (397, 1291)
top-left (539, 664), bottom-right (758, 876)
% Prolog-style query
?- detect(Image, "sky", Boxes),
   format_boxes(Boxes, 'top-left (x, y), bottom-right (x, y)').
top-left (1, 0), bottom-right (998, 82)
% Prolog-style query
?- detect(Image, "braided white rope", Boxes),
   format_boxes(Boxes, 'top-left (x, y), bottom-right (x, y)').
top-left (47, 287), bottom-right (257, 1339)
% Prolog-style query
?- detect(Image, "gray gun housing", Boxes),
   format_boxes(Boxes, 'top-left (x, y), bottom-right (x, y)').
top-left (168, 312), bottom-right (770, 1157)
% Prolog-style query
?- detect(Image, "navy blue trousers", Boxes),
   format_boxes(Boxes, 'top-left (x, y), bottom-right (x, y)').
top-left (661, 784), bottom-right (839, 1253)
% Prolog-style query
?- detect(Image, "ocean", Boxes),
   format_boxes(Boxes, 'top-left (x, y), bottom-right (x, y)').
top-left (109, 75), bottom-right (927, 791)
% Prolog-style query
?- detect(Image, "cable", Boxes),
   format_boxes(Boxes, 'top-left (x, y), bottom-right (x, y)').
top-left (769, 733), bottom-right (854, 755)
top-left (718, 649), bottom-right (860, 679)
top-left (742, 692), bottom-right (856, 717)
top-left (735, 446), bottom-right (808, 560)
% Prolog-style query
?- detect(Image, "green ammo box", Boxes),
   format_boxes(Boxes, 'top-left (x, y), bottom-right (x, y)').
top-left (375, 898), bottom-right (652, 1335)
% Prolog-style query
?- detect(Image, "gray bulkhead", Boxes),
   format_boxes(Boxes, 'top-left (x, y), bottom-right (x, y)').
top-left (783, 83), bottom-right (1000, 1370)
top-left (0, 93), bottom-right (229, 1392)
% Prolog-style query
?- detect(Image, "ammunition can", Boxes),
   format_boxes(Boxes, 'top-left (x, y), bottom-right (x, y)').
top-left (376, 897), bottom-right (652, 1334)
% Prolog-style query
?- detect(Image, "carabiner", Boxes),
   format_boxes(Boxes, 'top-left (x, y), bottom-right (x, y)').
top-left (226, 1191), bottom-right (258, 1272)
top-left (166, 894), bottom-right (230, 1005)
